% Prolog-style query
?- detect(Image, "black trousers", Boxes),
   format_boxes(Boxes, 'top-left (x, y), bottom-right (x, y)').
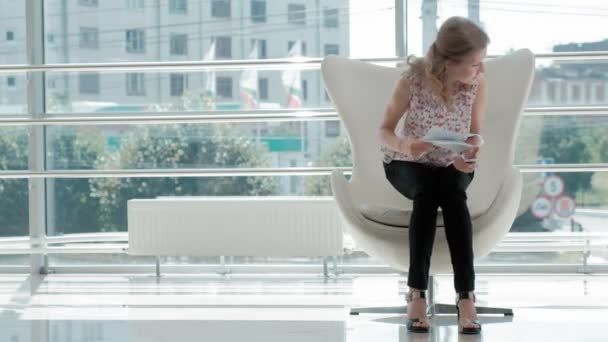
top-left (383, 160), bottom-right (475, 293)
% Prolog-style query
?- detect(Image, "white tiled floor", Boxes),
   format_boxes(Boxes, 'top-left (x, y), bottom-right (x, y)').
top-left (0, 273), bottom-right (607, 341)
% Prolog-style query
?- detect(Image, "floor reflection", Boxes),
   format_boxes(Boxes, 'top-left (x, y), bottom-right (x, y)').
top-left (0, 274), bottom-right (607, 342)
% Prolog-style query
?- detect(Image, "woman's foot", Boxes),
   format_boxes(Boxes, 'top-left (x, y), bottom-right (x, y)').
top-left (456, 292), bottom-right (481, 334)
top-left (406, 289), bottom-right (430, 333)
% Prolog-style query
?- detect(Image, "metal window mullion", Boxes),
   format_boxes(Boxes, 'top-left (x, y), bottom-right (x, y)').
top-left (395, 0), bottom-right (407, 58)
top-left (26, 0), bottom-right (47, 275)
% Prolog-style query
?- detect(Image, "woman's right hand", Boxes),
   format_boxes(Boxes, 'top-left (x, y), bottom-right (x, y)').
top-left (399, 138), bottom-right (434, 158)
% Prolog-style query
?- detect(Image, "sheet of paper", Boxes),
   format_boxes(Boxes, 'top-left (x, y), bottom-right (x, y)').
top-left (421, 127), bottom-right (483, 153)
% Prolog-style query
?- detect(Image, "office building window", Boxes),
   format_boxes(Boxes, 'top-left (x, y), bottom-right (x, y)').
top-left (325, 121), bottom-right (340, 137)
top-left (215, 36), bottom-right (232, 59)
top-left (251, 0), bottom-right (266, 23)
top-left (126, 73), bottom-right (146, 96)
top-left (7, 76), bottom-right (16, 88)
top-left (79, 73), bottom-right (100, 94)
top-left (302, 79), bottom-right (308, 101)
top-left (126, 0), bottom-right (145, 9)
top-left (251, 39), bottom-right (267, 59)
top-left (6, 31), bottom-right (14, 41)
top-left (212, 0), bottom-right (231, 18)
top-left (79, 27), bottom-right (98, 49)
top-left (324, 43), bottom-right (339, 56)
top-left (597, 84), bottom-right (605, 102)
top-left (126, 29), bottom-right (145, 53)
top-left (287, 4), bottom-right (306, 25)
top-left (287, 41), bottom-right (307, 56)
top-left (169, 0), bottom-right (187, 14)
top-left (79, 0), bottom-right (98, 6)
top-left (547, 82), bottom-right (557, 102)
top-left (217, 77), bottom-right (233, 99)
top-left (170, 73), bottom-right (187, 97)
top-left (323, 8), bottom-right (339, 28)
top-left (258, 78), bottom-right (268, 100)
top-left (571, 84), bottom-right (581, 102)
top-left (170, 33), bottom-right (188, 55)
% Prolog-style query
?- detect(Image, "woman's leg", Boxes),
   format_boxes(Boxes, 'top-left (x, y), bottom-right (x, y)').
top-left (384, 160), bottom-right (440, 291)
top-left (437, 165), bottom-right (479, 330)
top-left (437, 165), bottom-right (475, 292)
top-left (384, 160), bottom-right (440, 331)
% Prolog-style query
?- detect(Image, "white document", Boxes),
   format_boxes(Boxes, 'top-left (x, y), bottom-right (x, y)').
top-left (421, 126), bottom-right (484, 153)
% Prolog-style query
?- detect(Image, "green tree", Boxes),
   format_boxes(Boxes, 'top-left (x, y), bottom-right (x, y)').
top-left (513, 116), bottom-right (598, 232)
top-left (47, 127), bottom-right (106, 234)
top-left (90, 124), bottom-right (278, 231)
top-left (538, 116), bottom-right (592, 196)
top-left (0, 128), bottom-right (29, 237)
top-left (303, 135), bottom-right (352, 196)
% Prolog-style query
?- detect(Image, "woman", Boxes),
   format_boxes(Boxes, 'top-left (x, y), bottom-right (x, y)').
top-left (379, 16), bottom-right (488, 334)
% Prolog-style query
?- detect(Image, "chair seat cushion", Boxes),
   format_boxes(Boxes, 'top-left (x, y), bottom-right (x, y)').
top-left (360, 204), bottom-right (485, 228)
top-left (360, 204), bottom-right (446, 228)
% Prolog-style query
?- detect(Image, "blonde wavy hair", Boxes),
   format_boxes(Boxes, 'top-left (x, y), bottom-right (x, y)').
top-left (406, 17), bottom-right (489, 105)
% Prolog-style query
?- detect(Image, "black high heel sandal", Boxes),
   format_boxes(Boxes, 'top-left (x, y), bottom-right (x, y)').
top-left (456, 291), bottom-right (482, 335)
top-left (406, 289), bottom-right (430, 333)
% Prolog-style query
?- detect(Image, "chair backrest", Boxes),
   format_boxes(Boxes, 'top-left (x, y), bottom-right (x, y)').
top-left (321, 50), bottom-right (535, 216)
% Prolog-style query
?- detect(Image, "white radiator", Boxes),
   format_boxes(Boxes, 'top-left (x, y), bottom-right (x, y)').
top-left (127, 196), bottom-right (344, 257)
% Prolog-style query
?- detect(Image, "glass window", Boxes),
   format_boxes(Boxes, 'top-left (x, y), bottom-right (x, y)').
top-left (6, 31), bottom-right (14, 41)
top-left (289, 160), bottom-right (299, 193)
top-left (79, 27), bottom-right (99, 49)
top-left (215, 36), bottom-right (231, 59)
top-left (572, 84), bottom-right (581, 102)
top-left (0, 126), bottom-right (29, 238)
top-left (323, 43), bottom-right (339, 56)
top-left (251, 39), bottom-right (266, 59)
top-left (126, 29), bottom-right (145, 53)
top-left (212, 0), bottom-right (231, 18)
top-left (302, 79), bottom-right (308, 101)
top-left (597, 84), bottom-right (605, 102)
top-left (251, 0), bottom-right (266, 23)
top-left (170, 33), bottom-right (188, 55)
top-left (7, 76), bottom-right (16, 88)
top-left (323, 8), bottom-right (339, 28)
top-left (258, 78), bottom-right (268, 100)
top-left (325, 121), bottom-right (340, 138)
top-left (126, 0), bottom-right (145, 10)
top-left (288, 41), bottom-right (307, 56)
top-left (216, 76), bottom-right (233, 99)
top-left (79, 0), bottom-right (98, 6)
top-left (169, 0), bottom-right (187, 14)
top-left (126, 73), bottom-right (146, 96)
top-left (78, 73), bottom-right (100, 94)
top-left (288, 4), bottom-right (306, 25)
top-left (170, 73), bottom-right (187, 97)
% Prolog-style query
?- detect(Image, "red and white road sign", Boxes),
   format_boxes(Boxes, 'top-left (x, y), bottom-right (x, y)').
top-left (531, 196), bottom-right (552, 219)
top-left (554, 195), bottom-right (576, 218)
top-left (543, 175), bottom-right (565, 198)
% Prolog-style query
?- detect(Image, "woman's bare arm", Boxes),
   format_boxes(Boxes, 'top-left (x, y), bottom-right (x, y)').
top-left (379, 76), bottom-right (433, 158)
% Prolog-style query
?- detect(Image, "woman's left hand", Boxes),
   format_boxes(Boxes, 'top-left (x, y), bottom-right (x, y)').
top-left (453, 156), bottom-right (476, 173)
top-left (463, 135), bottom-right (481, 161)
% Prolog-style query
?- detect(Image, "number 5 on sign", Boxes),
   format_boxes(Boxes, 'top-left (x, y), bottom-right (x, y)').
top-left (543, 175), bottom-right (565, 198)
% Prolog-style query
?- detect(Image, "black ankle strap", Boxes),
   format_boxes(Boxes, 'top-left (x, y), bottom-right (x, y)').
top-left (406, 290), bottom-right (426, 303)
top-left (456, 291), bottom-right (476, 302)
